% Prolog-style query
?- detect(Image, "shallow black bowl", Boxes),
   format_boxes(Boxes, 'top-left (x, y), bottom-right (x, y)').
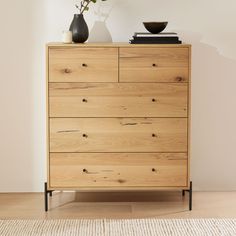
top-left (143, 22), bottom-right (168, 34)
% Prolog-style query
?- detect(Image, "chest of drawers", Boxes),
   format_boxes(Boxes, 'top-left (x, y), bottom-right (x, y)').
top-left (45, 43), bottom-right (191, 211)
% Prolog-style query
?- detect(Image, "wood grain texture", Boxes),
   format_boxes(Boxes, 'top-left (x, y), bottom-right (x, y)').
top-left (46, 44), bottom-right (191, 191)
top-left (49, 83), bottom-right (188, 118)
top-left (50, 118), bottom-right (187, 153)
top-left (120, 48), bottom-right (189, 82)
top-left (49, 48), bottom-right (118, 82)
top-left (187, 45), bottom-right (192, 186)
top-left (47, 42), bottom-right (191, 48)
top-left (50, 153), bottom-right (187, 188)
top-left (2, 192), bottom-right (236, 219)
top-left (46, 46), bottom-right (50, 186)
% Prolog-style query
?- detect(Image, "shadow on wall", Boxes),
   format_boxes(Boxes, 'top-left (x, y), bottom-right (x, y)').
top-left (178, 30), bottom-right (236, 190)
top-left (88, 2), bottom-right (113, 42)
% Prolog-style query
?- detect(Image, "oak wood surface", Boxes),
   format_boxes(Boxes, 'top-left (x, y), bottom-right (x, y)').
top-left (1, 192), bottom-right (236, 219)
top-left (46, 46), bottom-right (50, 186)
top-left (49, 118), bottom-right (187, 153)
top-left (49, 83), bottom-right (188, 118)
top-left (50, 153), bottom-right (187, 188)
top-left (49, 48), bottom-right (118, 82)
top-left (120, 48), bottom-right (189, 82)
top-left (46, 44), bottom-right (191, 191)
top-left (47, 42), bottom-right (191, 48)
top-left (187, 46), bottom-right (192, 186)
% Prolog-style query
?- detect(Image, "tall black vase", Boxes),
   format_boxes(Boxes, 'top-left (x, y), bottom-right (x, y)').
top-left (69, 14), bottom-right (89, 43)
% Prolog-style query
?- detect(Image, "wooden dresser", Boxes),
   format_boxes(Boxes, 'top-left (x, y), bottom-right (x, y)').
top-left (45, 43), bottom-right (192, 211)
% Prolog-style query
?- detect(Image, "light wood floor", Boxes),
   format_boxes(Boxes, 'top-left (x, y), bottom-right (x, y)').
top-left (0, 191), bottom-right (236, 219)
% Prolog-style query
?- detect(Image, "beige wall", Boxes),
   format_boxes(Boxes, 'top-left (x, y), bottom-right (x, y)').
top-left (0, 0), bottom-right (236, 191)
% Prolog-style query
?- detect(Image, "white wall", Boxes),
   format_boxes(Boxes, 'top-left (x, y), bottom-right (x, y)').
top-left (0, 0), bottom-right (236, 192)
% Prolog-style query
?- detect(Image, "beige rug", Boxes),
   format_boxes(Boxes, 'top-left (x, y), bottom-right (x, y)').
top-left (0, 219), bottom-right (236, 236)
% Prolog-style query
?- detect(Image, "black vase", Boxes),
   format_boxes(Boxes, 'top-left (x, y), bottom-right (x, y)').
top-left (69, 14), bottom-right (89, 43)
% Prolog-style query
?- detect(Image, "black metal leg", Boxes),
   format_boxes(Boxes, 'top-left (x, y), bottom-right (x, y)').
top-left (182, 190), bottom-right (185, 196)
top-left (189, 181), bottom-right (192, 211)
top-left (49, 190), bottom-right (53, 197)
top-left (44, 182), bottom-right (48, 212)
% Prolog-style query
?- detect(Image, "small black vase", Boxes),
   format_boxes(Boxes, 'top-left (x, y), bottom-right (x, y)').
top-left (69, 14), bottom-right (89, 43)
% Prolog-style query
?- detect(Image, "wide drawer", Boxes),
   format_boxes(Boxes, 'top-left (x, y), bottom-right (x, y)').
top-left (50, 118), bottom-right (187, 152)
top-left (48, 48), bottom-right (118, 82)
top-left (49, 83), bottom-right (188, 118)
top-left (50, 153), bottom-right (188, 188)
top-left (120, 48), bottom-right (189, 82)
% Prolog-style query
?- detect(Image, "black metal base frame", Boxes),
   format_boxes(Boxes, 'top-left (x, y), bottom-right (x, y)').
top-left (182, 181), bottom-right (193, 211)
top-left (44, 182), bottom-right (53, 212)
top-left (44, 181), bottom-right (193, 212)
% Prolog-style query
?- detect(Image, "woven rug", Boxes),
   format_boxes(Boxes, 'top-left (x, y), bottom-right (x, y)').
top-left (0, 219), bottom-right (236, 236)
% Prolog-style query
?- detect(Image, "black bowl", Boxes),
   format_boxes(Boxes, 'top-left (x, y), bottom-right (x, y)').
top-left (143, 22), bottom-right (168, 34)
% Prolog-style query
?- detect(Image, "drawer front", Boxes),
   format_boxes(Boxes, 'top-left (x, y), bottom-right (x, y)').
top-left (50, 118), bottom-right (187, 152)
top-left (120, 48), bottom-right (189, 82)
top-left (50, 153), bottom-right (188, 188)
top-left (49, 83), bottom-right (188, 118)
top-left (49, 48), bottom-right (118, 82)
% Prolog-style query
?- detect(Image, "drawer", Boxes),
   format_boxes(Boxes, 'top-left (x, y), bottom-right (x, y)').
top-left (48, 48), bottom-right (118, 82)
top-left (50, 153), bottom-right (188, 188)
top-left (120, 48), bottom-right (189, 82)
top-left (50, 118), bottom-right (187, 152)
top-left (49, 83), bottom-right (188, 118)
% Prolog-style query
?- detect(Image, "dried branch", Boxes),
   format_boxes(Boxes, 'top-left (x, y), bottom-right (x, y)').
top-left (75, 0), bottom-right (107, 14)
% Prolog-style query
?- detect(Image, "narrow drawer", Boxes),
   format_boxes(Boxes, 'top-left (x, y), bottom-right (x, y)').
top-left (50, 118), bottom-right (187, 152)
top-left (120, 47), bottom-right (189, 82)
top-left (50, 153), bottom-right (188, 188)
top-left (49, 83), bottom-right (188, 118)
top-left (49, 47), bottom-right (118, 82)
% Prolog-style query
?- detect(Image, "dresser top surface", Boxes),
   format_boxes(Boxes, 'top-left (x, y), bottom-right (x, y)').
top-left (47, 42), bottom-right (191, 48)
